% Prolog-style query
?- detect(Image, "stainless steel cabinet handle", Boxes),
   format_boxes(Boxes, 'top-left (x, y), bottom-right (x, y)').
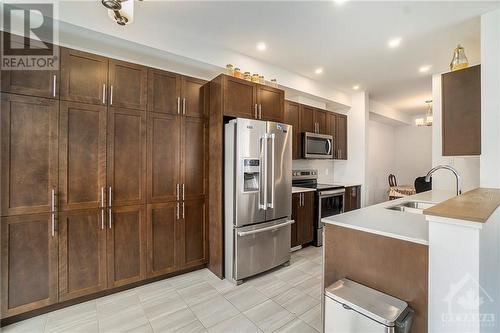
top-left (108, 186), bottom-right (112, 229)
top-left (182, 202), bottom-right (185, 219)
top-left (52, 75), bottom-right (57, 97)
top-left (182, 98), bottom-right (186, 115)
top-left (268, 134), bottom-right (275, 209)
top-left (176, 202), bottom-right (180, 220)
top-left (237, 220), bottom-right (294, 237)
top-left (301, 193), bottom-right (304, 207)
top-left (259, 104), bottom-right (262, 119)
top-left (100, 187), bottom-right (105, 229)
top-left (177, 97), bottom-right (180, 114)
top-left (110, 85), bottom-right (113, 105)
top-left (51, 188), bottom-right (56, 236)
top-left (176, 184), bottom-right (180, 201)
top-left (102, 84), bottom-right (106, 104)
top-left (182, 183), bottom-right (185, 201)
top-left (254, 104), bottom-right (258, 119)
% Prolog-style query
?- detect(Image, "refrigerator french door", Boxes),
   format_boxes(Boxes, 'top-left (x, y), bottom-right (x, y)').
top-left (225, 118), bottom-right (292, 284)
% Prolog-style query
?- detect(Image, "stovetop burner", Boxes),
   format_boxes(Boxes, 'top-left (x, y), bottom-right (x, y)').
top-left (292, 169), bottom-right (344, 191)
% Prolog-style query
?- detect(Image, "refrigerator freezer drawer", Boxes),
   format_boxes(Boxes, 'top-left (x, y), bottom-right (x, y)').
top-left (234, 218), bottom-right (292, 280)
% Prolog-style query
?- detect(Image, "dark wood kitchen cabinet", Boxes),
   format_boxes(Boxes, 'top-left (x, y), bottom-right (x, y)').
top-left (107, 205), bottom-right (147, 288)
top-left (147, 112), bottom-right (181, 203)
top-left (1, 94), bottom-right (59, 217)
top-left (214, 75), bottom-right (284, 122)
top-left (107, 108), bottom-right (147, 207)
top-left (147, 68), bottom-right (181, 115)
top-left (179, 198), bottom-right (207, 269)
top-left (183, 117), bottom-right (206, 199)
top-left (442, 65), bottom-right (481, 156)
top-left (336, 114), bottom-right (347, 160)
top-left (300, 104), bottom-right (316, 133)
top-left (1, 213), bottom-right (58, 317)
top-left (314, 109), bottom-right (327, 134)
top-left (59, 101), bottom-right (107, 211)
top-left (108, 59), bottom-right (148, 111)
top-left (182, 76), bottom-right (206, 118)
top-left (58, 209), bottom-right (107, 301)
top-left (147, 202), bottom-right (178, 278)
top-left (291, 191), bottom-right (315, 248)
top-left (284, 101), bottom-right (301, 159)
top-left (344, 185), bottom-right (361, 212)
top-left (60, 48), bottom-right (108, 105)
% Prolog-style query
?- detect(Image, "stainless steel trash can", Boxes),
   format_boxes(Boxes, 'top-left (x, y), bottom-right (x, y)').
top-left (324, 278), bottom-right (414, 333)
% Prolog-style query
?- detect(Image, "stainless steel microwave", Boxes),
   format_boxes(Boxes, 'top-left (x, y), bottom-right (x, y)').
top-left (302, 132), bottom-right (334, 159)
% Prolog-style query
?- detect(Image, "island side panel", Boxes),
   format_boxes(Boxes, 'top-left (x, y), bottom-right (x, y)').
top-left (323, 224), bottom-right (428, 333)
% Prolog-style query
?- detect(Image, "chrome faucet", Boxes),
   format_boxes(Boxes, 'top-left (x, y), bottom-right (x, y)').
top-left (425, 165), bottom-right (462, 195)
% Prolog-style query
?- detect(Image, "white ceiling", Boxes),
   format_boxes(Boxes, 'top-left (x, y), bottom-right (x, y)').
top-left (55, 1), bottom-right (499, 114)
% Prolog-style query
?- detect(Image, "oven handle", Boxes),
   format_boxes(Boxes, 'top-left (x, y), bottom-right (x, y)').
top-left (237, 220), bottom-right (294, 237)
top-left (320, 189), bottom-right (345, 197)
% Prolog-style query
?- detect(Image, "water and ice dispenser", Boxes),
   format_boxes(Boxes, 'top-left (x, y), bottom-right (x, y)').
top-left (242, 158), bottom-right (260, 192)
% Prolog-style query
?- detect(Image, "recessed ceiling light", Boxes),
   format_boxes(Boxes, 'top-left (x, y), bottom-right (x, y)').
top-left (315, 68), bottom-right (323, 74)
top-left (352, 85), bottom-right (360, 90)
top-left (419, 65), bottom-right (432, 73)
top-left (333, 0), bottom-right (349, 5)
top-left (388, 37), bottom-right (402, 48)
top-left (257, 42), bottom-right (266, 51)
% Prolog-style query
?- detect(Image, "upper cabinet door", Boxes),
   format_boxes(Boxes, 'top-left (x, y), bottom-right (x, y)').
top-left (107, 108), bottom-right (146, 207)
top-left (181, 76), bottom-right (206, 118)
top-left (314, 109), bottom-right (327, 134)
top-left (257, 85), bottom-right (284, 122)
top-left (147, 112), bottom-right (181, 203)
top-left (442, 65), bottom-right (481, 156)
top-left (300, 105), bottom-right (315, 133)
top-left (0, 35), bottom-right (59, 99)
top-left (1, 94), bottom-right (58, 216)
top-left (59, 101), bottom-right (107, 211)
top-left (284, 101), bottom-right (301, 160)
top-left (108, 60), bottom-right (148, 111)
top-left (147, 69), bottom-right (181, 115)
top-left (223, 76), bottom-right (256, 119)
top-left (336, 114), bottom-right (347, 160)
top-left (183, 117), bottom-right (206, 199)
top-left (60, 48), bottom-right (108, 105)
top-left (1, 213), bottom-right (58, 317)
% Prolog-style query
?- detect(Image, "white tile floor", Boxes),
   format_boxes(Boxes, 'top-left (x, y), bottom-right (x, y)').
top-left (2, 246), bottom-right (323, 333)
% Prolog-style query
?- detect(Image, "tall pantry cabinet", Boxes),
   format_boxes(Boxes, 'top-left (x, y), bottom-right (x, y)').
top-left (1, 40), bottom-right (208, 320)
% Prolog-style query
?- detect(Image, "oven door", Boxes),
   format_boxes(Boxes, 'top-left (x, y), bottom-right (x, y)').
top-left (303, 132), bottom-right (334, 159)
top-left (319, 189), bottom-right (345, 219)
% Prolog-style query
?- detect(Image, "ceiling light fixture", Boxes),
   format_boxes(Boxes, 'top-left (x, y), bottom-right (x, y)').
top-left (416, 100), bottom-right (433, 126)
top-left (352, 85), bottom-right (360, 90)
top-left (333, 0), bottom-right (349, 5)
top-left (388, 37), bottom-right (402, 48)
top-left (419, 65), bottom-right (432, 73)
top-left (257, 42), bottom-right (266, 51)
top-left (103, 0), bottom-right (135, 26)
top-left (315, 68), bottom-right (323, 74)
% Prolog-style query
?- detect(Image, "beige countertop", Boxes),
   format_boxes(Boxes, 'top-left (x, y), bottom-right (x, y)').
top-left (322, 190), bottom-right (456, 245)
top-left (424, 188), bottom-right (500, 223)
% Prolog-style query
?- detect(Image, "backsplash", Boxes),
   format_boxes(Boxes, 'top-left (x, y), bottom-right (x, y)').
top-left (292, 159), bottom-right (335, 183)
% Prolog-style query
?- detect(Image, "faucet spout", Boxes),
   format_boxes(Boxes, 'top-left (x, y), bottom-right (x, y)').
top-left (425, 165), bottom-right (462, 196)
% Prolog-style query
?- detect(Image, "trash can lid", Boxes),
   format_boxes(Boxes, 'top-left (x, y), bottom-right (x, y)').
top-left (325, 278), bottom-right (408, 327)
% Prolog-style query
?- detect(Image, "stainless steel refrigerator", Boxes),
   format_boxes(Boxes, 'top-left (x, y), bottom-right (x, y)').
top-left (224, 118), bottom-right (293, 284)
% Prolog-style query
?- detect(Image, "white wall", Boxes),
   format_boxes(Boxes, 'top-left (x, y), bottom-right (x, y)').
top-left (394, 121), bottom-right (433, 186)
top-left (431, 74), bottom-right (480, 192)
top-left (366, 120), bottom-right (395, 205)
top-left (334, 92), bottom-right (369, 206)
top-left (480, 8), bottom-right (500, 188)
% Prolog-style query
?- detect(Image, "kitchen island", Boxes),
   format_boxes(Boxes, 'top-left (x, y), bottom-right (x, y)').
top-left (321, 190), bottom-right (455, 333)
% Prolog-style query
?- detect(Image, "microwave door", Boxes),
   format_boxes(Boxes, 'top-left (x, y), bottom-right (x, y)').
top-left (265, 122), bottom-right (292, 221)
top-left (235, 118), bottom-right (267, 227)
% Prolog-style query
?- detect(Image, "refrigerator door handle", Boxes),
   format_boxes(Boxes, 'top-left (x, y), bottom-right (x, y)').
top-left (268, 133), bottom-right (275, 209)
top-left (259, 134), bottom-right (268, 210)
top-left (237, 220), bottom-right (294, 237)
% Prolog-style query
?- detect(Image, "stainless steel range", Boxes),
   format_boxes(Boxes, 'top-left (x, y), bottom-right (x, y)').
top-left (292, 169), bottom-right (345, 246)
top-left (224, 118), bottom-right (293, 284)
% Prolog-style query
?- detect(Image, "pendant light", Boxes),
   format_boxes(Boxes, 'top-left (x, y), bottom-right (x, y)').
top-left (450, 44), bottom-right (469, 71)
top-left (425, 100), bottom-right (433, 126)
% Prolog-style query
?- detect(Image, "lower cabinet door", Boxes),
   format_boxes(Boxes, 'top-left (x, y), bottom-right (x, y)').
top-left (1, 214), bottom-right (58, 317)
top-left (58, 209), bottom-right (107, 301)
top-left (107, 205), bottom-right (146, 288)
top-left (300, 192), bottom-right (315, 244)
top-left (147, 202), bottom-right (177, 278)
top-left (291, 193), bottom-right (301, 248)
top-left (178, 198), bottom-right (206, 269)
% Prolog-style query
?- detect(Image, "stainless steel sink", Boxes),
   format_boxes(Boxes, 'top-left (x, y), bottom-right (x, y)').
top-left (386, 201), bottom-right (435, 214)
